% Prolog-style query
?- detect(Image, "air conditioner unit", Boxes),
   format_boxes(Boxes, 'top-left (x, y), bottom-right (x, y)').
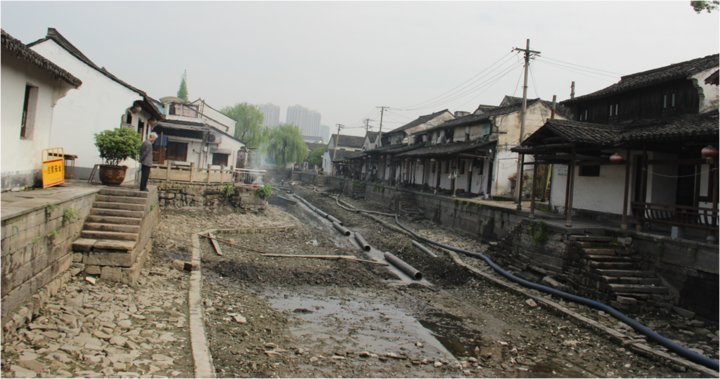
top-left (207, 133), bottom-right (222, 144)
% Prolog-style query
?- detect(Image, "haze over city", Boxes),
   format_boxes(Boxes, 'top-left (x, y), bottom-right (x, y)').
top-left (2, 1), bottom-right (718, 137)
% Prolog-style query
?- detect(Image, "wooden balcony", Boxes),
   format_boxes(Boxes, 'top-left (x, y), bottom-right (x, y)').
top-left (631, 201), bottom-right (718, 232)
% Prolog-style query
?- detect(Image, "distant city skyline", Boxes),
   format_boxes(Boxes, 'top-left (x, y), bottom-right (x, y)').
top-left (258, 103), bottom-right (280, 127)
top-left (320, 125), bottom-right (330, 143)
top-left (286, 104), bottom-right (321, 137)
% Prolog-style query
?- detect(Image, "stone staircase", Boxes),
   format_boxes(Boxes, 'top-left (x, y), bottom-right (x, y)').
top-left (397, 192), bottom-right (424, 221)
top-left (569, 235), bottom-right (672, 306)
top-left (71, 187), bottom-right (158, 285)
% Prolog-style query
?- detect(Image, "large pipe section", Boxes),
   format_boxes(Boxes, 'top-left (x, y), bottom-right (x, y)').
top-left (315, 209), bottom-right (329, 218)
top-left (384, 252), bottom-right (422, 280)
top-left (392, 215), bottom-right (719, 371)
top-left (354, 233), bottom-right (371, 251)
top-left (333, 221), bottom-right (351, 236)
top-left (327, 215), bottom-right (343, 226)
top-left (412, 240), bottom-right (437, 258)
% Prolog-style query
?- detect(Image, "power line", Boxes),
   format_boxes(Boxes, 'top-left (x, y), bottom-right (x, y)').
top-left (535, 59), bottom-right (618, 83)
top-left (535, 57), bottom-right (619, 78)
top-left (396, 51), bottom-right (518, 111)
top-left (529, 63), bottom-right (540, 99)
top-left (454, 61), bottom-right (523, 110)
top-left (541, 56), bottom-right (623, 75)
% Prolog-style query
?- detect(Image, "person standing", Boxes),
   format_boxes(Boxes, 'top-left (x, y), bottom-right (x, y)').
top-left (139, 131), bottom-right (157, 192)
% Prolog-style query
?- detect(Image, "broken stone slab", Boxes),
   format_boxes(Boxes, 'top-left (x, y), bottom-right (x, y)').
top-left (10, 365), bottom-right (37, 378)
top-left (525, 299), bottom-right (538, 308)
top-left (617, 296), bottom-right (637, 305)
top-left (673, 306), bottom-right (696, 319)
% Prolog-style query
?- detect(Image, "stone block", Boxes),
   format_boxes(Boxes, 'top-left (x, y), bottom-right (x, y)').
top-left (617, 296), bottom-right (637, 305)
top-left (85, 266), bottom-right (102, 275)
top-left (73, 253), bottom-right (83, 263)
top-left (101, 267), bottom-right (124, 283)
top-left (673, 306), bottom-right (696, 320)
top-left (84, 251), bottom-right (135, 267)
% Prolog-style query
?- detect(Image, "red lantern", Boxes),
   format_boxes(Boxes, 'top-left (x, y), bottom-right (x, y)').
top-left (431, 158), bottom-right (437, 162)
top-left (702, 145), bottom-right (720, 158)
top-left (609, 153), bottom-right (624, 164)
top-left (405, 159), bottom-right (410, 162)
top-left (417, 159), bottom-right (422, 163)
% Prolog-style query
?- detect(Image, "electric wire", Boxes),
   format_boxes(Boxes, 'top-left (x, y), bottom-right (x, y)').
top-left (541, 56), bottom-right (623, 75)
top-left (452, 62), bottom-right (525, 111)
top-left (529, 62), bottom-right (540, 99)
top-left (535, 59), bottom-right (618, 83)
top-left (396, 52), bottom-right (519, 111)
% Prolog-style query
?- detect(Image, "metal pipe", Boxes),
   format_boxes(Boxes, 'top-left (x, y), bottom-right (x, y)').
top-left (333, 221), bottom-right (351, 236)
top-left (315, 209), bottom-right (328, 218)
top-left (412, 240), bottom-right (437, 258)
top-left (393, 215), bottom-right (719, 371)
top-left (354, 232), bottom-right (371, 251)
top-left (384, 252), bottom-right (422, 280)
top-left (328, 215), bottom-right (343, 226)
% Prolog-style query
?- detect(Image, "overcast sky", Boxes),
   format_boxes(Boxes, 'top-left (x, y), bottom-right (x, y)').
top-left (2, 1), bottom-right (718, 137)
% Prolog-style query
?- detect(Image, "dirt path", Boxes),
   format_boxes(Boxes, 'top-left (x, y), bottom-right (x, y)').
top-left (198, 185), bottom-right (714, 378)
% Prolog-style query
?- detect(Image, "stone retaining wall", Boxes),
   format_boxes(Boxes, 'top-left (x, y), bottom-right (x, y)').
top-left (1, 191), bottom-right (97, 329)
top-left (153, 182), bottom-right (267, 212)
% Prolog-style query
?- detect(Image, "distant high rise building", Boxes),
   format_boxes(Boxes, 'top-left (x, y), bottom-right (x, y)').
top-left (259, 103), bottom-right (280, 127)
top-left (320, 125), bottom-right (330, 143)
top-left (286, 104), bottom-right (321, 137)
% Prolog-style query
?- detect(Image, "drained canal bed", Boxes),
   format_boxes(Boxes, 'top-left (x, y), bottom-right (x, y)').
top-left (198, 186), bottom-right (704, 378)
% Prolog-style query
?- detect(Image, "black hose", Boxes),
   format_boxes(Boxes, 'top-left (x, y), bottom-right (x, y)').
top-left (393, 215), bottom-right (719, 371)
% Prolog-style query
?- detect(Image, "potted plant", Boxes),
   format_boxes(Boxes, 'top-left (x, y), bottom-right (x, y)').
top-left (94, 127), bottom-right (142, 186)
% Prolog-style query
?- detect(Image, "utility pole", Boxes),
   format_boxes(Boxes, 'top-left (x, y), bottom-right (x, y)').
top-left (332, 124), bottom-right (344, 161)
top-left (512, 39), bottom-right (541, 210)
top-left (363, 119), bottom-right (372, 134)
top-left (377, 106), bottom-right (388, 146)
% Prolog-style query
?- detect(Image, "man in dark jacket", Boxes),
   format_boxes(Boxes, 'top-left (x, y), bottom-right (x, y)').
top-left (139, 130), bottom-right (157, 192)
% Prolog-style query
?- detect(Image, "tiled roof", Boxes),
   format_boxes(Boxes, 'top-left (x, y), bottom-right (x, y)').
top-left (385, 109), bottom-right (451, 134)
top-left (421, 99), bottom-right (540, 132)
top-left (2, 29), bottom-right (81, 87)
top-left (28, 28), bottom-right (161, 118)
top-left (366, 131), bottom-right (379, 143)
top-left (512, 112), bottom-right (719, 153)
top-left (330, 134), bottom-right (365, 148)
top-left (329, 149), bottom-right (360, 162)
top-left (617, 112), bottom-right (719, 142)
top-left (473, 104), bottom-right (499, 114)
top-left (306, 142), bottom-right (325, 152)
top-left (563, 54), bottom-right (719, 104)
top-left (362, 143), bottom-right (419, 155)
top-left (706, 70), bottom-right (719, 85)
top-left (155, 119), bottom-right (244, 144)
top-left (396, 140), bottom-right (496, 158)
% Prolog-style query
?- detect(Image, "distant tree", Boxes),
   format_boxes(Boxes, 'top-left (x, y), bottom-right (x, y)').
top-left (691, 0), bottom-right (719, 12)
top-left (266, 124), bottom-right (306, 169)
top-left (309, 147), bottom-right (325, 167)
top-left (221, 102), bottom-right (265, 147)
top-left (177, 70), bottom-right (189, 102)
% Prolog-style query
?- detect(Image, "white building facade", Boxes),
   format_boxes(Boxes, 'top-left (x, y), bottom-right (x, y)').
top-left (1, 30), bottom-right (81, 191)
top-left (259, 103), bottom-right (281, 127)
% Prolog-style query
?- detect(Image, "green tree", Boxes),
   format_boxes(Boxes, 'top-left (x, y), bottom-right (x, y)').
top-left (177, 70), bottom-right (188, 102)
top-left (266, 124), bottom-right (306, 169)
top-left (309, 146), bottom-right (325, 167)
top-left (691, 0), bottom-right (719, 12)
top-left (220, 102), bottom-right (265, 147)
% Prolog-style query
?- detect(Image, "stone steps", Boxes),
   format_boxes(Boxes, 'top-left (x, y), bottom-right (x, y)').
top-left (85, 215), bottom-right (142, 225)
top-left (84, 223), bottom-right (140, 234)
top-left (596, 269), bottom-right (658, 278)
top-left (583, 248), bottom-right (617, 256)
top-left (73, 238), bottom-right (136, 252)
top-left (608, 283), bottom-right (668, 294)
top-left (602, 276), bottom-right (662, 285)
top-left (97, 195), bottom-right (147, 204)
top-left (586, 255), bottom-right (641, 262)
top-left (93, 201), bottom-right (145, 212)
top-left (588, 261), bottom-right (637, 269)
top-left (99, 188), bottom-right (149, 198)
top-left (81, 230), bottom-right (139, 242)
top-left (91, 208), bottom-right (144, 219)
top-left (568, 235), bottom-right (615, 242)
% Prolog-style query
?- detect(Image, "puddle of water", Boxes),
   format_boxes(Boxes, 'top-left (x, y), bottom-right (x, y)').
top-left (418, 312), bottom-right (485, 358)
top-left (263, 286), bottom-right (454, 361)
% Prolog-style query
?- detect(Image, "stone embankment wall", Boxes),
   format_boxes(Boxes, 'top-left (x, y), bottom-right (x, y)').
top-left (291, 171), bottom-right (327, 187)
top-left (1, 190), bottom-right (98, 329)
top-left (315, 177), bottom-right (719, 321)
top-left (154, 183), bottom-right (267, 212)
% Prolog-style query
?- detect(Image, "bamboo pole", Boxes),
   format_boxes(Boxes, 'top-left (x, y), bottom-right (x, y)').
top-left (261, 254), bottom-right (388, 265)
top-left (199, 234), bottom-right (267, 254)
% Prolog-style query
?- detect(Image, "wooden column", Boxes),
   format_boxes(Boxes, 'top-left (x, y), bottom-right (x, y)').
top-left (565, 153), bottom-right (576, 228)
top-left (467, 160), bottom-right (473, 195)
top-left (620, 149), bottom-right (631, 231)
top-left (452, 157), bottom-right (459, 198)
top-left (165, 161), bottom-right (171, 181)
top-left (637, 146), bottom-right (648, 232)
top-left (710, 163), bottom-right (718, 244)
top-left (206, 164), bottom-right (212, 184)
top-left (190, 162), bottom-right (196, 183)
top-left (563, 164), bottom-right (571, 217)
top-left (420, 160), bottom-right (426, 192)
top-left (516, 154), bottom-right (525, 210)
top-left (694, 163), bottom-right (702, 207)
top-left (435, 160), bottom-right (442, 194)
top-left (529, 160), bottom-right (538, 219)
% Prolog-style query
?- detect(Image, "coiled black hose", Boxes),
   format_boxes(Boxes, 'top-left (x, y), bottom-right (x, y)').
top-left (393, 215), bottom-right (719, 371)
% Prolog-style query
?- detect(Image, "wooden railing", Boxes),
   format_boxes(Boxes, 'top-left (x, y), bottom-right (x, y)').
top-left (631, 201), bottom-right (718, 231)
top-left (150, 161), bottom-right (265, 185)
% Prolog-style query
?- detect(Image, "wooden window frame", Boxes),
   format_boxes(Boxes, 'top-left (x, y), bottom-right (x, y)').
top-left (20, 84), bottom-right (38, 140)
top-left (166, 141), bottom-right (188, 162)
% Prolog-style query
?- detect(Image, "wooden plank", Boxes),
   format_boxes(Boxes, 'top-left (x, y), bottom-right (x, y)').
top-left (207, 232), bottom-right (223, 256)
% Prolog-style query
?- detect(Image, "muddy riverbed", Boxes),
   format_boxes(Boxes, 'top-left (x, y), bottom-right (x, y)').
top-left (199, 185), bottom-right (714, 378)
